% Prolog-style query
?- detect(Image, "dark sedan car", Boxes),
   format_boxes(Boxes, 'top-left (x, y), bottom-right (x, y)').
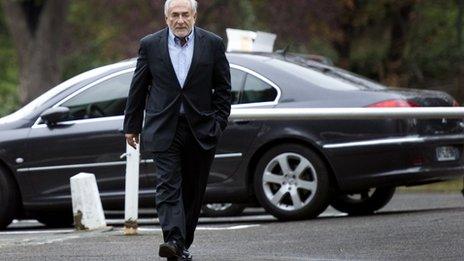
top-left (1, 52), bottom-right (464, 229)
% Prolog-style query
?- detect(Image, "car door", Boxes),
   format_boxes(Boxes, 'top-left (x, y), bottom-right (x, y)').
top-left (24, 68), bottom-right (152, 207)
top-left (208, 65), bottom-right (280, 183)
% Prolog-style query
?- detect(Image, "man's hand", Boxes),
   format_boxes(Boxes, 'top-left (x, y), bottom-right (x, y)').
top-left (125, 133), bottom-right (139, 149)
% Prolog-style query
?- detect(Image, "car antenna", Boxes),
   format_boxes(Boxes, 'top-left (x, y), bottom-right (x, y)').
top-left (275, 43), bottom-right (292, 57)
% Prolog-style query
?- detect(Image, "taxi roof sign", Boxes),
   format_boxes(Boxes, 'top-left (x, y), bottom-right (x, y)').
top-left (226, 28), bottom-right (277, 53)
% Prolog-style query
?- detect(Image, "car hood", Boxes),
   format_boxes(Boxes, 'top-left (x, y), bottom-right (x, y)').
top-left (0, 114), bottom-right (30, 130)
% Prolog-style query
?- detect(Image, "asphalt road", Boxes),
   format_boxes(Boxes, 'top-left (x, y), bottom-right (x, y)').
top-left (0, 192), bottom-right (463, 260)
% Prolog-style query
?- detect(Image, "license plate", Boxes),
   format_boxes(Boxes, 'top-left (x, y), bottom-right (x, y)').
top-left (436, 146), bottom-right (459, 162)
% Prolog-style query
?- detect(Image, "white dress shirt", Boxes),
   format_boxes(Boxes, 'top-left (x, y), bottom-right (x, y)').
top-left (168, 28), bottom-right (195, 114)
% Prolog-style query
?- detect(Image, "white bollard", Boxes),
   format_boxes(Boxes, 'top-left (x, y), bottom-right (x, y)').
top-left (70, 173), bottom-right (107, 231)
top-left (122, 142), bottom-right (140, 235)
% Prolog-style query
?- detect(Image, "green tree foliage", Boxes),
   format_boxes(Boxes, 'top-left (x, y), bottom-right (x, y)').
top-left (346, 0), bottom-right (463, 96)
top-left (0, 0), bottom-right (463, 117)
top-left (0, 4), bottom-right (19, 116)
top-left (62, 0), bottom-right (164, 79)
top-left (2, 0), bottom-right (70, 106)
top-left (406, 1), bottom-right (462, 88)
top-left (62, 0), bottom-right (258, 78)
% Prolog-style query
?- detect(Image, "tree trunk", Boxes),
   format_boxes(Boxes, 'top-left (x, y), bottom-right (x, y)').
top-left (457, 0), bottom-right (463, 48)
top-left (383, 2), bottom-right (414, 87)
top-left (330, 0), bottom-right (363, 70)
top-left (456, 0), bottom-right (464, 103)
top-left (332, 22), bottom-right (353, 70)
top-left (1, 0), bottom-right (70, 105)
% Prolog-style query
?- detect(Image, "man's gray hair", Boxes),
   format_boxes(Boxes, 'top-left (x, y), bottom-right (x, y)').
top-left (164, 0), bottom-right (198, 16)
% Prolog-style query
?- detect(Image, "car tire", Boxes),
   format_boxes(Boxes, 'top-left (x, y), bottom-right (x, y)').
top-left (201, 203), bottom-right (245, 217)
top-left (330, 187), bottom-right (396, 215)
top-left (254, 144), bottom-right (331, 220)
top-left (36, 210), bottom-right (74, 228)
top-left (0, 166), bottom-right (20, 230)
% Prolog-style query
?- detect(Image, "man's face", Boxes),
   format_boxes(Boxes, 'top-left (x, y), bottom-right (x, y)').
top-left (166, 0), bottom-right (196, 38)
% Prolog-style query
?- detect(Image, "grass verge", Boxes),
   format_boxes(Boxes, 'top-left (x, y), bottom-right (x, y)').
top-left (398, 178), bottom-right (464, 193)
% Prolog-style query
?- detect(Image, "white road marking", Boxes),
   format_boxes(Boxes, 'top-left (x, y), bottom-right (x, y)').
top-left (0, 229), bottom-right (74, 235)
top-left (2, 224), bottom-right (260, 236)
top-left (30, 235), bottom-right (81, 246)
top-left (12, 219), bottom-right (40, 223)
top-left (320, 212), bottom-right (347, 217)
top-left (4, 212), bottom-right (346, 236)
top-left (0, 234), bottom-right (81, 250)
top-left (138, 224), bottom-right (260, 232)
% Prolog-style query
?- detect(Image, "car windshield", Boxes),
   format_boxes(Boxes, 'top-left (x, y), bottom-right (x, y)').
top-left (0, 78), bottom-right (83, 123)
top-left (273, 54), bottom-right (387, 90)
top-left (0, 62), bottom-right (132, 123)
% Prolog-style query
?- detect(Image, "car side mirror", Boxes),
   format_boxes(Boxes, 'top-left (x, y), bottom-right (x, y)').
top-left (40, 107), bottom-right (70, 125)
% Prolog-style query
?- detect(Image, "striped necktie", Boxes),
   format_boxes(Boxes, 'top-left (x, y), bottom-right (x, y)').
top-left (175, 36), bottom-right (187, 47)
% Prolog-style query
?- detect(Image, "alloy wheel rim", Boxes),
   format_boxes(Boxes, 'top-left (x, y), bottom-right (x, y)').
top-left (206, 203), bottom-right (233, 211)
top-left (262, 152), bottom-right (317, 211)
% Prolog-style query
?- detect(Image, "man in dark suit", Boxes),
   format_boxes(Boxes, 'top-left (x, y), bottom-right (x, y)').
top-left (123, 0), bottom-right (231, 259)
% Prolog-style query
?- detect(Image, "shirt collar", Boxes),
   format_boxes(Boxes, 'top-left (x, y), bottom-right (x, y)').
top-left (168, 28), bottom-right (194, 47)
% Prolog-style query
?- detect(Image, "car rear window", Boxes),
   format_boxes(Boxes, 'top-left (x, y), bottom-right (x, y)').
top-left (269, 58), bottom-right (386, 91)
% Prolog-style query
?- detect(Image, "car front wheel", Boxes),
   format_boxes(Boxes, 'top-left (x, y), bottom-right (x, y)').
top-left (0, 166), bottom-right (20, 230)
top-left (330, 187), bottom-right (396, 215)
top-left (254, 144), bottom-right (331, 220)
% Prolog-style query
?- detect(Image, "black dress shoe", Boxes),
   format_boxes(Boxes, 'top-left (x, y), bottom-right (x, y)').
top-left (166, 248), bottom-right (192, 261)
top-left (159, 240), bottom-right (182, 258)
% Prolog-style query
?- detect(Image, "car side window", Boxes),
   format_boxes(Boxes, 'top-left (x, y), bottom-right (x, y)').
top-left (241, 73), bottom-right (277, 104)
top-left (60, 71), bottom-right (132, 121)
top-left (230, 68), bottom-right (246, 105)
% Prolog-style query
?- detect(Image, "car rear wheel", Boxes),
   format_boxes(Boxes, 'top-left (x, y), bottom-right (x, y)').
top-left (254, 144), bottom-right (331, 220)
top-left (0, 167), bottom-right (20, 230)
top-left (330, 187), bottom-right (396, 215)
top-left (201, 203), bottom-right (245, 217)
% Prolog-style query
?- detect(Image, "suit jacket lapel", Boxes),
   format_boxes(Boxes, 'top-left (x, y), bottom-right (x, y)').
top-left (184, 27), bottom-right (205, 88)
top-left (158, 28), bottom-right (182, 89)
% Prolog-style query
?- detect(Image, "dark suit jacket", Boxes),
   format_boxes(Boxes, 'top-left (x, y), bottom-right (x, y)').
top-left (123, 27), bottom-right (232, 152)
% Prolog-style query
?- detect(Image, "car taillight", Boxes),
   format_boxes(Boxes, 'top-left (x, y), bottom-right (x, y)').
top-left (366, 99), bottom-right (420, 108)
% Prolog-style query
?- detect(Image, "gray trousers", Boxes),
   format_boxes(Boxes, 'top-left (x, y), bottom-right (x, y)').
top-left (153, 115), bottom-right (216, 248)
